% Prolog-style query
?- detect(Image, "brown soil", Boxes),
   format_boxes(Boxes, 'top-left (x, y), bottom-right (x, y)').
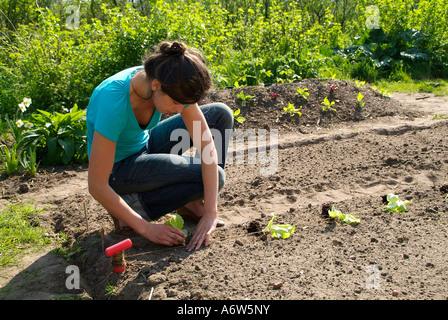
top-left (1, 79), bottom-right (447, 300)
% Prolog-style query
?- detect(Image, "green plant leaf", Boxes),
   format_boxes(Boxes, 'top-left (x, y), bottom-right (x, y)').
top-left (385, 194), bottom-right (410, 213)
top-left (58, 138), bottom-right (75, 165)
top-left (262, 213), bottom-right (295, 239)
top-left (328, 205), bottom-right (360, 225)
top-left (164, 214), bottom-right (188, 237)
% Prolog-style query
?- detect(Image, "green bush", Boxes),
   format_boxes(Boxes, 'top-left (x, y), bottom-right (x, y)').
top-left (0, 0), bottom-right (446, 121)
top-left (18, 104), bottom-right (87, 165)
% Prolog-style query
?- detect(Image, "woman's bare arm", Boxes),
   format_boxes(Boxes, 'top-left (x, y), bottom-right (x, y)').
top-left (88, 131), bottom-right (186, 246)
top-left (181, 103), bottom-right (219, 250)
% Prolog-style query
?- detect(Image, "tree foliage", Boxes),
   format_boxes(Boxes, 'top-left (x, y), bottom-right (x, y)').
top-left (0, 0), bottom-right (447, 117)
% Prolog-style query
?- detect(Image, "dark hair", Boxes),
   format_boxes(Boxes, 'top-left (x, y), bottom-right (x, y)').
top-left (144, 41), bottom-right (212, 104)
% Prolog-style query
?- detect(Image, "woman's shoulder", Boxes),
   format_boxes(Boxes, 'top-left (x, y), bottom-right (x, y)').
top-left (96, 66), bottom-right (143, 91)
top-left (90, 66), bottom-right (143, 104)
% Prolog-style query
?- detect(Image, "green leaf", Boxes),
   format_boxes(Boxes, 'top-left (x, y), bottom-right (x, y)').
top-left (58, 139), bottom-right (75, 165)
top-left (385, 194), bottom-right (410, 213)
top-left (47, 137), bottom-right (58, 158)
top-left (328, 205), bottom-right (360, 225)
top-left (262, 213), bottom-right (295, 239)
top-left (164, 214), bottom-right (188, 237)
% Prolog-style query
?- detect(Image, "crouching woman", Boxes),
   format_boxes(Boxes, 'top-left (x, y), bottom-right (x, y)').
top-left (87, 41), bottom-right (233, 251)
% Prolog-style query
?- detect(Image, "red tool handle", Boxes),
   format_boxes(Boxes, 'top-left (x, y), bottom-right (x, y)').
top-left (105, 238), bottom-right (132, 257)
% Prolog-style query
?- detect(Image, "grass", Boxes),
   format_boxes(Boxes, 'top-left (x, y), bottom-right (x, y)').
top-left (0, 201), bottom-right (54, 267)
top-left (377, 78), bottom-right (448, 96)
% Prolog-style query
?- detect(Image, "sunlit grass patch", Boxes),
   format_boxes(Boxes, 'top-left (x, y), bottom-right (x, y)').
top-left (0, 201), bottom-right (53, 267)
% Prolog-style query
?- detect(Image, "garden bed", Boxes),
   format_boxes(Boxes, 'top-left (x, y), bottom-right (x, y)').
top-left (1, 80), bottom-right (447, 300)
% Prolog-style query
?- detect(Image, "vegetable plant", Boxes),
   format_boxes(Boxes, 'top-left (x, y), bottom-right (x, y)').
top-left (357, 92), bottom-right (365, 109)
top-left (431, 114), bottom-right (448, 120)
top-left (321, 97), bottom-right (336, 113)
top-left (262, 213), bottom-right (295, 239)
top-left (328, 205), bottom-right (360, 225)
top-left (371, 85), bottom-right (391, 97)
top-left (164, 214), bottom-right (188, 237)
top-left (355, 80), bottom-right (366, 88)
top-left (270, 92), bottom-right (279, 100)
top-left (233, 108), bottom-right (246, 124)
top-left (236, 91), bottom-right (255, 107)
top-left (283, 103), bottom-right (302, 117)
top-left (296, 87), bottom-right (309, 100)
top-left (385, 194), bottom-right (410, 213)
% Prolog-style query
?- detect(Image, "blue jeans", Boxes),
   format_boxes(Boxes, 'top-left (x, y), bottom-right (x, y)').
top-left (108, 103), bottom-right (234, 221)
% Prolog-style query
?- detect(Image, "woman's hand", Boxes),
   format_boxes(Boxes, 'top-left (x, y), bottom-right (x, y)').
top-left (186, 212), bottom-right (218, 251)
top-left (143, 223), bottom-right (187, 247)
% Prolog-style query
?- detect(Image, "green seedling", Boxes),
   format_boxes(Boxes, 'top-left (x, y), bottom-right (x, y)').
top-left (321, 97), bottom-right (336, 113)
top-left (236, 91), bottom-right (254, 107)
top-left (233, 108), bottom-right (246, 124)
top-left (328, 205), bottom-right (360, 225)
top-left (357, 92), bottom-right (365, 108)
top-left (105, 281), bottom-right (116, 296)
top-left (431, 114), bottom-right (448, 120)
top-left (355, 80), bottom-right (366, 88)
top-left (371, 85), bottom-right (391, 98)
top-left (283, 103), bottom-right (302, 117)
top-left (164, 214), bottom-right (188, 237)
top-left (385, 194), bottom-right (410, 213)
top-left (262, 213), bottom-right (295, 239)
top-left (296, 87), bottom-right (309, 100)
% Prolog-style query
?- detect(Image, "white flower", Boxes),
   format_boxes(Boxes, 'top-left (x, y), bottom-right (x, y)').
top-left (15, 119), bottom-right (24, 127)
top-left (24, 122), bottom-right (34, 129)
top-left (45, 122), bottom-right (51, 128)
top-left (18, 102), bottom-right (26, 112)
top-left (22, 98), bottom-right (32, 108)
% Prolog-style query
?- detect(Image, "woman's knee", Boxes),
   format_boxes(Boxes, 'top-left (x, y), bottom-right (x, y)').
top-left (218, 166), bottom-right (226, 191)
top-left (215, 102), bottom-right (234, 128)
top-left (202, 102), bottom-right (234, 129)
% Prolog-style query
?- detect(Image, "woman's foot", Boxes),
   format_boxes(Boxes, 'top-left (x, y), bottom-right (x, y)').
top-left (177, 200), bottom-right (225, 227)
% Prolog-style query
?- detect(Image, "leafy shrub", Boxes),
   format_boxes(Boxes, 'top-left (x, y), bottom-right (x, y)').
top-left (18, 104), bottom-right (87, 165)
top-left (335, 27), bottom-right (431, 81)
top-left (0, 0), bottom-right (447, 120)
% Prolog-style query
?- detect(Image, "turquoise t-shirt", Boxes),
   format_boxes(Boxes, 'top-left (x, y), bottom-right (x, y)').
top-left (86, 66), bottom-right (161, 162)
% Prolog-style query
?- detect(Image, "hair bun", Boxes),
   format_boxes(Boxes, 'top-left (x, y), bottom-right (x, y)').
top-left (160, 41), bottom-right (187, 55)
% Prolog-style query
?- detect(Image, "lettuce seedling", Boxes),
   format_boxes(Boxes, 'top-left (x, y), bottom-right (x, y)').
top-left (357, 92), bottom-right (365, 108)
top-left (321, 97), bottom-right (336, 113)
top-left (296, 87), bottom-right (309, 100)
top-left (385, 194), bottom-right (410, 213)
top-left (328, 205), bottom-right (360, 225)
top-left (262, 213), bottom-right (295, 239)
top-left (283, 102), bottom-right (302, 117)
top-left (164, 214), bottom-right (188, 237)
top-left (233, 108), bottom-right (246, 124)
